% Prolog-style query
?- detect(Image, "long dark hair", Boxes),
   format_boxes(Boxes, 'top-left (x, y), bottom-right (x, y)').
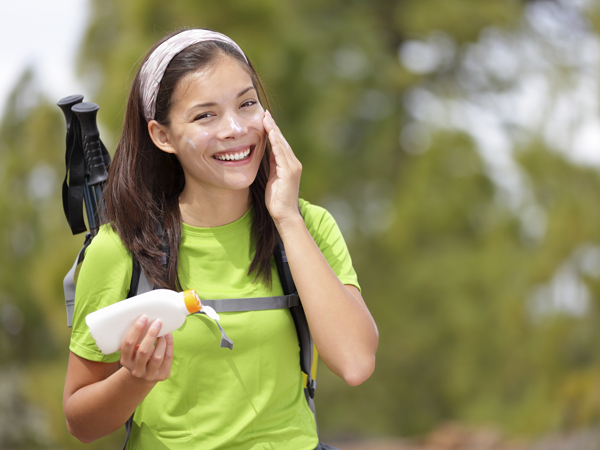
top-left (102, 29), bottom-right (277, 290)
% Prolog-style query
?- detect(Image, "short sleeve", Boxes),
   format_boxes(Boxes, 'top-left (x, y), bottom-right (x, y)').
top-left (69, 225), bottom-right (133, 362)
top-left (299, 199), bottom-right (361, 292)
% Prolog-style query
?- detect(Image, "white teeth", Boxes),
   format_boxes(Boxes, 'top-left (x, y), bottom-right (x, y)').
top-left (215, 148), bottom-right (252, 161)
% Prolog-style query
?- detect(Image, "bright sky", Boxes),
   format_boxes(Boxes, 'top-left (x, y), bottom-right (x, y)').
top-left (0, 0), bottom-right (89, 115)
top-left (399, 1), bottom-right (600, 170)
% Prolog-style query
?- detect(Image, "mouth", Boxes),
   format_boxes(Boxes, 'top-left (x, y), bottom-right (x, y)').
top-left (213, 145), bottom-right (255, 162)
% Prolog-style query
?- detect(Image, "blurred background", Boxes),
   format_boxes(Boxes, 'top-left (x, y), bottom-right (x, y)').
top-left (2, 0), bottom-right (600, 449)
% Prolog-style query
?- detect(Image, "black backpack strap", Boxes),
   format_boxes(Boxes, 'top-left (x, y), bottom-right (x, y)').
top-left (122, 255), bottom-right (147, 450)
top-left (129, 257), bottom-right (142, 299)
top-left (273, 238), bottom-right (317, 414)
top-left (123, 416), bottom-right (134, 450)
top-left (121, 254), bottom-right (148, 449)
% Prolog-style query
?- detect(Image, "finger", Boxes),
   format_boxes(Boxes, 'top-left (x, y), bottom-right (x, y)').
top-left (270, 131), bottom-right (300, 175)
top-left (264, 112), bottom-right (293, 160)
top-left (160, 334), bottom-right (174, 379)
top-left (146, 335), bottom-right (167, 375)
top-left (263, 110), bottom-right (279, 133)
top-left (152, 334), bottom-right (174, 381)
top-left (133, 319), bottom-right (162, 376)
top-left (164, 333), bottom-right (174, 363)
top-left (120, 315), bottom-right (148, 364)
top-left (268, 129), bottom-right (290, 166)
top-left (269, 130), bottom-right (298, 175)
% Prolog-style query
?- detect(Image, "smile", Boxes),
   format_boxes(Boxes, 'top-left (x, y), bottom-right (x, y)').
top-left (213, 146), bottom-right (254, 161)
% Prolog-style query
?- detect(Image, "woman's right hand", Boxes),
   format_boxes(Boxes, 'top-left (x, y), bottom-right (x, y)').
top-left (64, 318), bottom-right (172, 443)
top-left (120, 316), bottom-right (174, 382)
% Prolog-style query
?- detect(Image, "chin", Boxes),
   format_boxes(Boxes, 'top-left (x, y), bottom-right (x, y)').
top-left (222, 174), bottom-right (259, 191)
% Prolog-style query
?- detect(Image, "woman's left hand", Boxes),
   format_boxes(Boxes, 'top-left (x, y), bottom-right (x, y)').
top-left (262, 113), bottom-right (378, 387)
top-left (263, 110), bottom-right (302, 227)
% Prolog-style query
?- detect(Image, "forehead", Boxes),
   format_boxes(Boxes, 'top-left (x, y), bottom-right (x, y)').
top-left (171, 56), bottom-right (254, 103)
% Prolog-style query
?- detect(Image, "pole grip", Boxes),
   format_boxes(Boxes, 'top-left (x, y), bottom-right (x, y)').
top-left (57, 94), bottom-right (84, 131)
top-left (72, 102), bottom-right (99, 139)
top-left (72, 102), bottom-right (108, 186)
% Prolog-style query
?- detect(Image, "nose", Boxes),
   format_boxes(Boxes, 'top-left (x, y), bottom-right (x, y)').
top-left (218, 111), bottom-right (246, 139)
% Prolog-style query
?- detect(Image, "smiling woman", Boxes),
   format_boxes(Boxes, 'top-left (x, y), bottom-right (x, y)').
top-left (148, 58), bottom-right (267, 206)
top-left (62, 28), bottom-right (378, 450)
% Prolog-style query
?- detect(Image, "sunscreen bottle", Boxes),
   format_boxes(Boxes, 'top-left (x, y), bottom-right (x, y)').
top-left (85, 289), bottom-right (220, 355)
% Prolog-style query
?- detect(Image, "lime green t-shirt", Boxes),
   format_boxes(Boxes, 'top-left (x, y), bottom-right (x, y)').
top-left (69, 199), bottom-right (359, 450)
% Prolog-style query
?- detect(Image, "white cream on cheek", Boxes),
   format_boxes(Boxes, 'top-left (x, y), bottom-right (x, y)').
top-left (249, 109), bottom-right (267, 154)
top-left (184, 137), bottom-right (197, 150)
top-left (181, 130), bottom-right (211, 156)
top-left (248, 109), bottom-right (266, 133)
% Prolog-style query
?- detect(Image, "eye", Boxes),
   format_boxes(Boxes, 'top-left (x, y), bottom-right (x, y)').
top-left (241, 99), bottom-right (257, 108)
top-left (194, 112), bottom-right (213, 121)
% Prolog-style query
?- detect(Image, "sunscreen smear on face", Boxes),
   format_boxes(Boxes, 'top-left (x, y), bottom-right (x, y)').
top-left (85, 289), bottom-right (218, 355)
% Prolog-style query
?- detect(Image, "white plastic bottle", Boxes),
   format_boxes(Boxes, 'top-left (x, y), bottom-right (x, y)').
top-left (85, 289), bottom-right (220, 355)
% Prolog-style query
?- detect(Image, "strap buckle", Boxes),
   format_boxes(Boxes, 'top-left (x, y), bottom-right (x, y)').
top-left (306, 378), bottom-right (317, 398)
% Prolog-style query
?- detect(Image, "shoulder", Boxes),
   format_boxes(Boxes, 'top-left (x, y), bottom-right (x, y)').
top-left (299, 198), bottom-right (335, 228)
top-left (299, 198), bottom-right (327, 216)
top-left (71, 224), bottom-right (132, 362)
top-left (84, 224), bottom-right (130, 263)
top-left (77, 224), bottom-right (133, 300)
top-left (298, 199), bottom-right (360, 290)
top-left (298, 198), bottom-right (341, 242)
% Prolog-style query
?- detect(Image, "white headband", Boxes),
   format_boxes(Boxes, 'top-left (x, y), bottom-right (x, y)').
top-left (139, 29), bottom-right (247, 122)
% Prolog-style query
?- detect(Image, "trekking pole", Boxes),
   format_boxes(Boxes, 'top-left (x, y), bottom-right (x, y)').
top-left (57, 96), bottom-right (110, 236)
top-left (58, 94), bottom-right (96, 235)
top-left (72, 102), bottom-right (110, 235)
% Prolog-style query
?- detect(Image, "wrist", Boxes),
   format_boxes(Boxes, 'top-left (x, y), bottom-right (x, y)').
top-left (120, 366), bottom-right (159, 390)
top-left (273, 211), bottom-right (305, 238)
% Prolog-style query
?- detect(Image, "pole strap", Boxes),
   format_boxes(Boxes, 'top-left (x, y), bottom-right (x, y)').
top-left (62, 113), bottom-right (87, 234)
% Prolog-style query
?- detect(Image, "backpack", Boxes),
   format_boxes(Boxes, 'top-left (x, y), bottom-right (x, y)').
top-left (58, 95), bottom-right (328, 449)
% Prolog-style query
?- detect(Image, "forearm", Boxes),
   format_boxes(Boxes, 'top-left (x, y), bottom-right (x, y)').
top-left (65, 318), bottom-right (172, 442)
top-left (263, 111), bottom-right (377, 384)
top-left (276, 215), bottom-right (379, 385)
top-left (64, 355), bottom-right (157, 443)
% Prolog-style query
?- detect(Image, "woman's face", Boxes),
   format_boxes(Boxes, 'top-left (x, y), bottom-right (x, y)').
top-left (154, 56), bottom-right (267, 195)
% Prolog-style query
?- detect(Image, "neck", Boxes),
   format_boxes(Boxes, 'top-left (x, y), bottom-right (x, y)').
top-left (178, 185), bottom-right (251, 228)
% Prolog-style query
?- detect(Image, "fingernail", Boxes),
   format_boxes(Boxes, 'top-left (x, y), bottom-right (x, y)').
top-left (137, 315), bottom-right (147, 325)
top-left (151, 319), bottom-right (162, 329)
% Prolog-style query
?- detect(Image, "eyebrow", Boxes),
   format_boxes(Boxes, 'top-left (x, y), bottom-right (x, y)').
top-left (188, 86), bottom-right (257, 110)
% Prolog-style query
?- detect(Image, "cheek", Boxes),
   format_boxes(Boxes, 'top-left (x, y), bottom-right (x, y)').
top-left (248, 111), bottom-right (267, 140)
top-left (183, 137), bottom-right (198, 151)
top-left (248, 106), bottom-right (266, 130)
top-left (183, 130), bottom-right (212, 151)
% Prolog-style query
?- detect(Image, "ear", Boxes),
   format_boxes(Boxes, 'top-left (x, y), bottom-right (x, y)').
top-left (148, 120), bottom-right (176, 154)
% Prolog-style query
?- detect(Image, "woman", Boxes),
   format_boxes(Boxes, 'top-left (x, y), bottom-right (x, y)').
top-left (63, 28), bottom-right (378, 449)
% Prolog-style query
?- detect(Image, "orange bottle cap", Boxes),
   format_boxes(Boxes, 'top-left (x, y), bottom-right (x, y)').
top-left (183, 290), bottom-right (201, 314)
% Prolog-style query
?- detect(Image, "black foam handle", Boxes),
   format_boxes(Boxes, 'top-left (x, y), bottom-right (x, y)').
top-left (71, 102), bottom-right (100, 139)
top-left (57, 94), bottom-right (84, 131)
top-left (72, 102), bottom-right (108, 186)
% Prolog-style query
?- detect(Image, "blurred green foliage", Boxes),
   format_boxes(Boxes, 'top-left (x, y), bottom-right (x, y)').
top-left (2, 0), bottom-right (600, 448)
